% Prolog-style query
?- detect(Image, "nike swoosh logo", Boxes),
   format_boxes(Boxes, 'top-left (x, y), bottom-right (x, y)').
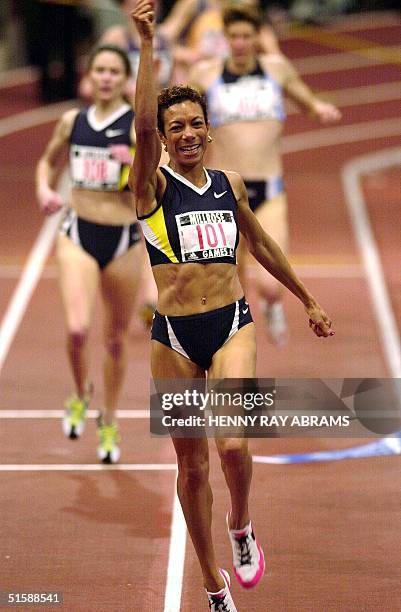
top-left (214, 191), bottom-right (227, 199)
top-left (105, 128), bottom-right (124, 137)
top-left (242, 307), bottom-right (249, 314)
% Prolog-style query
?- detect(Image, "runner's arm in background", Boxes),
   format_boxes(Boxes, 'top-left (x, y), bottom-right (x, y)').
top-left (230, 171), bottom-right (334, 337)
top-left (278, 55), bottom-right (342, 123)
top-left (35, 109), bottom-right (78, 215)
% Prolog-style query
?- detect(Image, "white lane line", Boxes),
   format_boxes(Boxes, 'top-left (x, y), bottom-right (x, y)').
top-left (0, 210), bottom-right (64, 373)
top-left (163, 489), bottom-right (187, 612)
top-left (0, 464), bottom-right (176, 472)
top-left (342, 147), bottom-right (401, 378)
top-left (291, 45), bottom-right (401, 75)
top-left (250, 148), bottom-right (401, 467)
top-left (0, 410), bottom-right (150, 418)
top-left (0, 66), bottom-right (38, 88)
top-left (0, 120), bottom-right (70, 375)
top-left (282, 117), bottom-right (401, 154)
top-left (0, 102), bottom-right (76, 138)
top-left (286, 81), bottom-right (401, 114)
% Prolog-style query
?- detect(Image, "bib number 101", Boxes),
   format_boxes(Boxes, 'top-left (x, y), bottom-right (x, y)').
top-left (196, 223), bottom-right (227, 249)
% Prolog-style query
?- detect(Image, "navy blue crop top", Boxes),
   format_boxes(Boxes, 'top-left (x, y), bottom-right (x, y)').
top-left (138, 165), bottom-right (239, 266)
top-left (69, 103), bottom-right (134, 191)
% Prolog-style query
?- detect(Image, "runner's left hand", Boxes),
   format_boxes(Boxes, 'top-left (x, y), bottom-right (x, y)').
top-left (312, 99), bottom-right (342, 123)
top-left (305, 303), bottom-right (335, 338)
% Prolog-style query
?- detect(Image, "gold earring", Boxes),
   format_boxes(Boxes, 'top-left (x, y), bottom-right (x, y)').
top-left (207, 135), bottom-right (213, 143)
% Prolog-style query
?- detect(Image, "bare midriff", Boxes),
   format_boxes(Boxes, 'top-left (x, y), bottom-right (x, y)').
top-left (153, 262), bottom-right (244, 316)
top-left (70, 189), bottom-right (136, 226)
top-left (206, 118), bottom-right (283, 180)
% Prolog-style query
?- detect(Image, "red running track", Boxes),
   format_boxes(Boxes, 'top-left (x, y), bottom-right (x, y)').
top-left (0, 12), bottom-right (400, 612)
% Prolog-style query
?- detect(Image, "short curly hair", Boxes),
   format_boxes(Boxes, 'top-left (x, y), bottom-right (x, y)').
top-left (157, 85), bottom-right (209, 135)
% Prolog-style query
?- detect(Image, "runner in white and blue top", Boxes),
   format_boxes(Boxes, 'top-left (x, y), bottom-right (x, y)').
top-left (207, 59), bottom-right (285, 129)
top-left (205, 58), bottom-right (285, 212)
top-left (190, 4), bottom-right (341, 345)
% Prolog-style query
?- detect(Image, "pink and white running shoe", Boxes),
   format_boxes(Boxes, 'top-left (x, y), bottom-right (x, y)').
top-left (227, 513), bottom-right (265, 589)
top-left (206, 569), bottom-right (237, 612)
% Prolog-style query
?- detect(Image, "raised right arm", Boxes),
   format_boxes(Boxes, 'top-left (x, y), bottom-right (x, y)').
top-left (128, 0), bottom-right (163, 217)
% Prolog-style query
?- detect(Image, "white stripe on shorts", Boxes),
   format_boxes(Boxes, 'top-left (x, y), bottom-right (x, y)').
top-left (265, 176), bottom-right (283, 201)
top-left (69, 212), bottom-right (81, 247)
top-left (112, 224), bottom-right (130, 261)
top-left (225, 300), bottom-right (240, 344)
top-left (166, 317), bottom-right (190, 359)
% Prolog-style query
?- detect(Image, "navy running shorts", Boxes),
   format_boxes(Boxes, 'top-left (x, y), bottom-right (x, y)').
top-left (245, 176), bottom-right (284, 212)
top-left (151, 296), bottom-right (253, 370)
top-left (60, 209), bottom-right (141, 269)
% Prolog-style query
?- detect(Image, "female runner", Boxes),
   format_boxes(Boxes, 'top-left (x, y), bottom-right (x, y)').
top-left (36, 44), bottom-right (143, 463)
top-left (190, 4), bottom-right (341, 345)
top-left (130, 2), bottom-right (334, 609)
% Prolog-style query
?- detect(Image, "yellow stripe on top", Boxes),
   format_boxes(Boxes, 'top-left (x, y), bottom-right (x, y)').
top-left (118, 146), bottom-right (136, 191)
top-left (141, 205), bottom-right (179, 264)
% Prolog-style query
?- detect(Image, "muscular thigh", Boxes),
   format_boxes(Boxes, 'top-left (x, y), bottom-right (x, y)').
top-left (101, 241), bottom-right (144, 330)
top-left (56, 233), bottom-right (99, 329)
top-left (151, 341), bottom-right (206, 445)
top-left (151, 340), bottom-right (205, 379)
top-left (209, 323), bottom-right (256, 379)
top-left (208, 325), bottom-right (256, 440)
top-left (255, 193), bottom-right (288, 252)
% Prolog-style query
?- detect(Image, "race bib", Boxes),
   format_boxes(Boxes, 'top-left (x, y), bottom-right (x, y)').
top-left (176, 210), bottom-right (237, 262)
top-left (217, 78), bottom-right (280, 123)
top-left (70, 145), bottom-right (121, 191)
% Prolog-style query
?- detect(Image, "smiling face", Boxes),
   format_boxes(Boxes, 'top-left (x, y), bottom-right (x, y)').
top-left (160, 100), bottom-right (210, 169)
top-left (88, 50), bottom-right (128, 103)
